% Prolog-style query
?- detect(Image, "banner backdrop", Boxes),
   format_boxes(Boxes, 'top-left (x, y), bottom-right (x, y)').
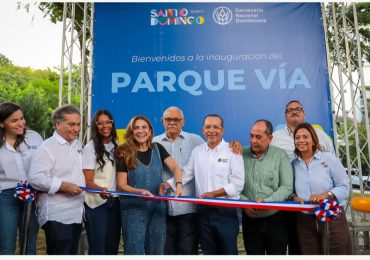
top-left (92, 3), bottom-right (332, 145)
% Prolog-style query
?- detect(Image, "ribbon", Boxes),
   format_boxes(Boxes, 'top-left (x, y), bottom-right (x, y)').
top-left (79, 186), bottom-right (316, 212)
top-left (14, 181), bottom-right (37, 202)
top-left (314, 198), bottom-right (341, 222)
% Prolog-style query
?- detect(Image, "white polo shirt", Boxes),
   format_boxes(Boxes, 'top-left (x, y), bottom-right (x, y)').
top-left (29, 131), bottom-right (85, 226)
top-left (0, 129), bottom-right (43, 191)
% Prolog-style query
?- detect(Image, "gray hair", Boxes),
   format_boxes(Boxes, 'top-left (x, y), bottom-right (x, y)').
top-left (162, 106), bottom-right (184, 118)
top-left (52, 105), bottom-right (80, 126)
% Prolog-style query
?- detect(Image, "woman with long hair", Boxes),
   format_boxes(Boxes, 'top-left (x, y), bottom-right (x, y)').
top-left (82, 110), bottom-right (121, 254)
top-left (0, 102), bottom-right (43, 254)
top-left (291, 122), bottom-right (352, 254)
top-left (116, 115), bottom-right (183, 255)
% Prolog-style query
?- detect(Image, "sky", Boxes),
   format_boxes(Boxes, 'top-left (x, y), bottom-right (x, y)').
top-left (0, 1), bottom-right (75, 70)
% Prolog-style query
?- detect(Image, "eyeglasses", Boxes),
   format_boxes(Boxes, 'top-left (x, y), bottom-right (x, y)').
top-left (285, 107), bottom-right (304, 114)
top-left (163, 117), bottom-right (182, 123)
top-left (96, 120), bottom-right (113, 127)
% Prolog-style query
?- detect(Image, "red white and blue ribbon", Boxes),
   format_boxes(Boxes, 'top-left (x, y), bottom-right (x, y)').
top-left (14, 181), bottom-right (37, 202)
top-left (314, 198), bottom-right (341, 222)
top-left (79, 186), bottom-right (316, 212)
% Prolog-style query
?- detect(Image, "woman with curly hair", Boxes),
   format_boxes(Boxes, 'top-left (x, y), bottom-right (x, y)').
top-left (116, 115), bottom-right (183, 255)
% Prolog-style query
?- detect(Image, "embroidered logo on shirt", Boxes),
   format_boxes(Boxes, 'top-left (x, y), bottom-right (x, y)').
top-left (218, 158), bottom-right (228, 163)
top-left (321, 161), bottom-right (328, 168)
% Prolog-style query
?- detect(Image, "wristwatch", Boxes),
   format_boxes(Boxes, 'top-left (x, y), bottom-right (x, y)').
top-left (327, 191), bottom-right (335, 199)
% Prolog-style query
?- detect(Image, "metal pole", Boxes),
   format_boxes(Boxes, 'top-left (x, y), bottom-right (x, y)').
top-left (80, 2), bottom-right (88, 143)
top-left (68, 3), bottom-right (76, 104)
top-left (321, 3), bottom-right (339, 155)
top-left (322, 222), bottom-right (330, 254)
top-left (19, 202), bottom-right (32, 255)
top-left (59, 3), bottom-right (68, 107)
top-left (86, 3), bottom-right (95, 142)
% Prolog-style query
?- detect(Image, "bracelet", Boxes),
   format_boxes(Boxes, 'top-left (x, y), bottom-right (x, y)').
top-left (176, 182), bottom-right (182, 186)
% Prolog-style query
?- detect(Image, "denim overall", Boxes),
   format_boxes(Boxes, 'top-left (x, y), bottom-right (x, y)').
top-left (120, 143), bottom-right (166, 255)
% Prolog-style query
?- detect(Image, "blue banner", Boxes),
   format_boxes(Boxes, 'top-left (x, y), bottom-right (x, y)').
top-left (92, 3), bottom-right (332, 145)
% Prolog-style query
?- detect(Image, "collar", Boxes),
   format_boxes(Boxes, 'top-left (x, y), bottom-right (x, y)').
top-left (297, 150), bottom-right (322, 162)
top-left (53, 131), bottom-right (78, 146)
top-left (4, 141), bottom-right (17, 153)
top-left (251, 145), bottom-right (272, 160)
top-left (159, 130), bottom-right (186, 142)
top-left (285, 125), bottom-right (293, 136)
top-left (205, 139), bottom-right (225, 152)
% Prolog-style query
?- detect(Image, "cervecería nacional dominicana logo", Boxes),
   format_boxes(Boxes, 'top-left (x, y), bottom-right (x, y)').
top-left (213, 7), bottom-right (233, 25)
top-left (150, 8), bottom-right (205, 26)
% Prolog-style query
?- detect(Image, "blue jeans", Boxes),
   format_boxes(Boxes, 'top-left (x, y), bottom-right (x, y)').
top-left (121, 200), bottom-right (166, 255)
top-left (0, 188), bottom-right (39, 255)
top-left (197, 206), bottom-right (239, 255)
top-left (84, 198), bottom-right (121, 255)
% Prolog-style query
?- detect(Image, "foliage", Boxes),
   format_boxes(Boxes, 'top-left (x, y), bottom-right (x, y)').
top-left (325, 2), bottom-right (370, 68)
top-left (337, 121), bottom-right (369, 174)
top-left (0, 53), bottom-right (80, 138)
top-left (0, 53), bottom-right (13, 67)
top-left (38, 2), bottom-right (91, 58)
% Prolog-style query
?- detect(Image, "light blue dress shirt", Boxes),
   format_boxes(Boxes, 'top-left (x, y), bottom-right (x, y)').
top-left (292, 151), bottom-right (349, 203)
top-left (153, 130), bottom-right (204, 216)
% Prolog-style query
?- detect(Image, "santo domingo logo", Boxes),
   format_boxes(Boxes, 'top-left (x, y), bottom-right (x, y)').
top-left (213, 7), bottom-right (233, 25)
top-left (150, 8), bottom-right (205, 26)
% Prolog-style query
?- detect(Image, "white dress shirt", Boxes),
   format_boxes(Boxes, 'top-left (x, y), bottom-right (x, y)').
top-left (29, 131), bottom-right (85, 226)
top-left (0, 129), bottom-right (43, 191)
top-left (170, 139), bottom-right (245, 199)
top-left (272, 125), bottom-right (335, 161)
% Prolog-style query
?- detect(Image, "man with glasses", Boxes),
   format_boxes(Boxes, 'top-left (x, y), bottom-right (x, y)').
top-left (164, 114), bottom-right (245, 255)
top-left (29, 105), bottom-right (85, 255)
top-left (271, 100), bottom-right (335, 255)
top-left (271, 100), bottom-right (335, 162)
top-left (154, 106), bottom-right (204, 255)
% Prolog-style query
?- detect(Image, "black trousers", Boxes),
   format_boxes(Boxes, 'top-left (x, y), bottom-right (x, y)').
top-left (242, 211), bottom-right (288, 255)
top-left (42, 221), bottom-right (82, 255)
top-left (285, 211), bottom-right (301, 254)
top-left (164, 213), bottom-right (199, 255)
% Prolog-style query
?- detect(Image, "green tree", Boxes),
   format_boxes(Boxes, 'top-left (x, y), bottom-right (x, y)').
top-left (325, 3), bottom-right (370, 67)
top-left (0, 53), bottom-right (80, 137)
top-left (0, 53), bottom-right (13, 67)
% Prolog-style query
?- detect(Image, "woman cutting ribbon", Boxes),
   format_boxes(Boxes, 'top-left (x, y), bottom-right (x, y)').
top-left (291, 122), bottom-right (352, 254)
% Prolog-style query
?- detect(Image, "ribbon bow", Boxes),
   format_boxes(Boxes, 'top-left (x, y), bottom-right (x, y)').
top-left (314, 198), bottom-right (341, 222)
top-left (14, 181), bottom-right (37, 202)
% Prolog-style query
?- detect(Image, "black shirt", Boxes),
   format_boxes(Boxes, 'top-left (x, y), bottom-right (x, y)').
top-left (116, 142), bottom-right (170, 172)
